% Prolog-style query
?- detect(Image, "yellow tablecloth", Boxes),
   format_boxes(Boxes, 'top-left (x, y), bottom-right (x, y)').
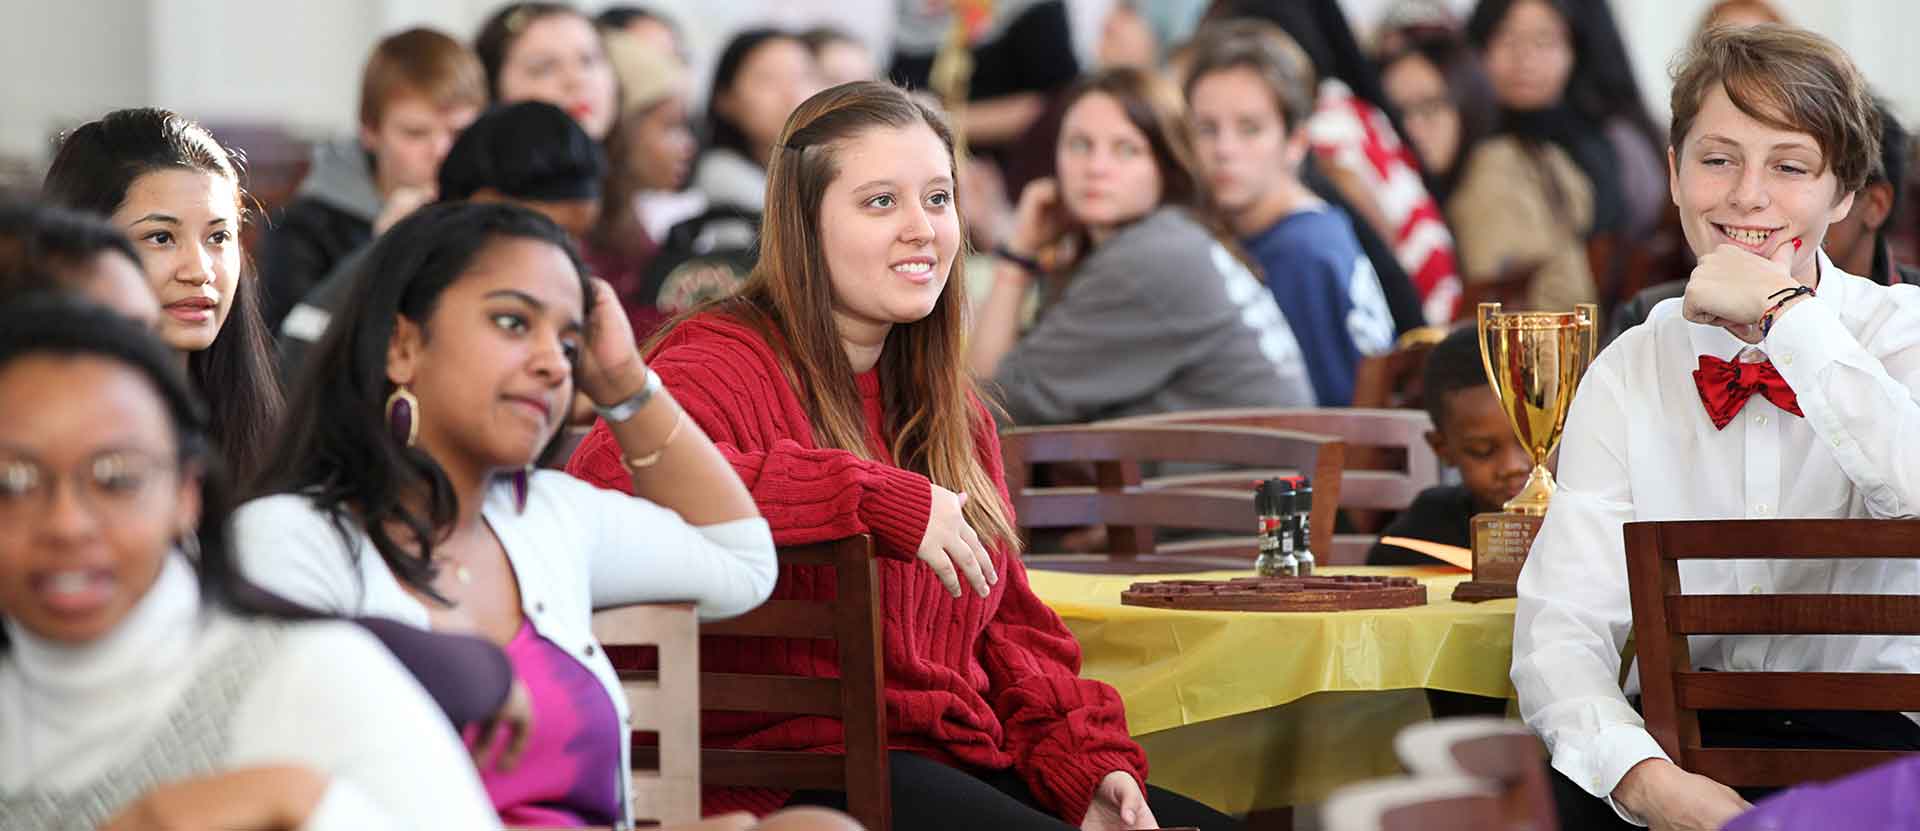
top-left (1028, 566), bottom-right (1518, 811)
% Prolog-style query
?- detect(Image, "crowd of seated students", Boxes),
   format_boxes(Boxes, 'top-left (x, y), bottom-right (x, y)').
top-left (13, 1), bottom-right (1920, 829)
top-left (968, 66), bottom-right (1315, 423)
top-left (278, 99), bottom-right (608, 377)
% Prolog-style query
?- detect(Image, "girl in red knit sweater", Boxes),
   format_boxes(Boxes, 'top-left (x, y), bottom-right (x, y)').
top-left (567, 81), bottom-right (1238, 831)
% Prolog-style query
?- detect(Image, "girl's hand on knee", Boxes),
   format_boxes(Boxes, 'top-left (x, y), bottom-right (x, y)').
top-left (1081, 770), bottom-right (1158, 831)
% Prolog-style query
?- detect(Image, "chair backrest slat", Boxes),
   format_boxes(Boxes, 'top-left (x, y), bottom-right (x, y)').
top-left (1668, 595), bottom-right (1920, 635)
top-left (1001, 424), bottom-right (1344, 568)
top-left (1016, 488), bottom-right (1258, 532)
top-left (1639, 518), bottom-right (1920, 558)
top-left (1105, 408), bottom-right (1440, 542)
top-left (1624, 518), bottom-right (1920, 789)
top-left (702, 600), bottom-right (836, 638)
top-left (701, 749), bottom-right (848, 789)
top-left (1010, 423), bottom-right (1337, 469)
top-left (700, 672), bottom-right (843, 715)
top-left (1684, 748), bottom-right (1910, 789)
top-left (1675, 671), bottom-right (1920, 711)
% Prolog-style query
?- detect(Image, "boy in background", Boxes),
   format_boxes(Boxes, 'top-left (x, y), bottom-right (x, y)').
top-left (1368, 324), bottom-right (1530, 564)
top-left (260, 28), bottom-right (485, 328)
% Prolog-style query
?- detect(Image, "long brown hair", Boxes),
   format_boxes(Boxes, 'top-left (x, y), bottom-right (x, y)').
top-left (652, 81), bottom-right (1017, 550)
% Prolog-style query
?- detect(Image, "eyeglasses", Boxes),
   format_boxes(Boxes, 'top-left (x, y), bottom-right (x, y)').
top-left (0, 449), bottom-right (177, 525)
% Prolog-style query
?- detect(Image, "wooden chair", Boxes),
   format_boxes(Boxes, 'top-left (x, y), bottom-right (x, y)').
top-left (1105, 408), bottom-right (1440, 563)
top-left (1000, 424), bottom-right (1345, 572)
top-left (592, 602), bottom-right (702, 826)
top-left (1321, 775), bottom-right (1506, 831)
top-left (1624, 518), bottom-right (1920, 788)
top-left (1352, 326), bottom-right (1451, 410)
top-left (1393, 718), bottom-right (1556, 830)
top-left (1322, 717), bottom-right (1556, 831)
top-left (597, 537), bottom-right (888, 831)
top-left (695, 536), bottom-right (890, 831)
top-left (1457, 260), bottom-right (1545, 319)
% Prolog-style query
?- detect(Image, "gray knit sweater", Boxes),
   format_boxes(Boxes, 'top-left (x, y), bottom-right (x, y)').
top-left (991, 207), bottom-right (1315, 425)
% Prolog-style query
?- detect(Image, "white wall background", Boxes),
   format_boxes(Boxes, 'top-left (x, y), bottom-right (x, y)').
top-left (5, 0), bottom-right (1919, 170)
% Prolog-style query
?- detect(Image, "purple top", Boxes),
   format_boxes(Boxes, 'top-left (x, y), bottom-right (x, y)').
top-left (1723, 754), bottom-right (1920, 831)
top-left (476, 621), bottom-right (622, 827)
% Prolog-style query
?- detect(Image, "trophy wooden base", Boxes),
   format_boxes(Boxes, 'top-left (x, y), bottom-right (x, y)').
top-left (1452, 512), bottom-right (1545, 603)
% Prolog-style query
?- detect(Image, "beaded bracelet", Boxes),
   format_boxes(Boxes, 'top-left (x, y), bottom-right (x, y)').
top-left (993, 244), bottom-right (1044, 274)
top-left (1759, 285), bottom-right (1816, 337)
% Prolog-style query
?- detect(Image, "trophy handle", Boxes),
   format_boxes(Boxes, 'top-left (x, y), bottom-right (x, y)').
top-left (1476, 302), bottom-right (1503, 408)
top-left (1576, 303), bottom-right (1599, 362)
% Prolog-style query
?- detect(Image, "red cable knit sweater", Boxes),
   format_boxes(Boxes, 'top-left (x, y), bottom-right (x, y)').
top-left (566, 313), bottom-right (1147, 823)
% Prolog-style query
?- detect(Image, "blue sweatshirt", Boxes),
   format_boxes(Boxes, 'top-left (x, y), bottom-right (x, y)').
top-left (1244, 206), bottom-right (1396, 405)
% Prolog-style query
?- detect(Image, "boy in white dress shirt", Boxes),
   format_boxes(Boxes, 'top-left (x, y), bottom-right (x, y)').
top-left (1512, 24), bottom-right (1920, 831)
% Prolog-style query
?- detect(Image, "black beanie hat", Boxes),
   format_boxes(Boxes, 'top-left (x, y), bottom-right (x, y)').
top-left (437, 100), bottom-right (605, 203)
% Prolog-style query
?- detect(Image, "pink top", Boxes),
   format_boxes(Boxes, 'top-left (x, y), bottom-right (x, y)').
top-left (473, 622), bottom-right (622, 827)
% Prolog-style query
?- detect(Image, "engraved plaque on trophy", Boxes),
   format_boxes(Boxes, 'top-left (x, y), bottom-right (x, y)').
top-left (1453, 302), bottom-right (1597, 603)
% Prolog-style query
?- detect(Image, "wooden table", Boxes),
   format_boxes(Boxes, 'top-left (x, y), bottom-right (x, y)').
top-left (1027, 565), bottom-right (1517, 814)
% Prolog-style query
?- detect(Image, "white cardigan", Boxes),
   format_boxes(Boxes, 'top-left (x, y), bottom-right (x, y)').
top-left (0, 555), bottom-right (500, 830)
top-left (232, 469), bottom-right (778, 827)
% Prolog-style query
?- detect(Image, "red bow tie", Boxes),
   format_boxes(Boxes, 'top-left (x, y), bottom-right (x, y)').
top-left (1693, 354), bottom-right (1803, 429)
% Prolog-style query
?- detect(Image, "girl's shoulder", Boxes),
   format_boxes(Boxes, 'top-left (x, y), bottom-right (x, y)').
top-left (230, 492), bottom-right (343, 542)
top-left (1084, 208), bottom-right (1216, 275)
top-left (650, 311), bottom-right (798, 403)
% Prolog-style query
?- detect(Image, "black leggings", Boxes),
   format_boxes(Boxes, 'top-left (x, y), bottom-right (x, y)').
top-left (1549, 708), bottom-right (1920, 831)
top-left (784, 751), bottom-right (1241, 831)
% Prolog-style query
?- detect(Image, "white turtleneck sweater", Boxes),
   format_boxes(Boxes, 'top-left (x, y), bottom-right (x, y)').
top-left (0, 555), bottom-right (500, 830)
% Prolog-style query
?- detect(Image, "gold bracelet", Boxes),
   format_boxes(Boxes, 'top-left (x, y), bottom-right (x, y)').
top-left (622, 409), bottom-right (685, 471)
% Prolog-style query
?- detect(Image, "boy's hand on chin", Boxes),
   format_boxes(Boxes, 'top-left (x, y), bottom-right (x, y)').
top-left (1683, 241), bottom-right (1802, 343)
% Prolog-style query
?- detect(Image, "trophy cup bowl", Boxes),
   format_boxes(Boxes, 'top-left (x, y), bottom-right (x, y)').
top-left (1478, 302), bottom-right (1599, 515)
top-left (1453, 302), bottom-right (1597, 602)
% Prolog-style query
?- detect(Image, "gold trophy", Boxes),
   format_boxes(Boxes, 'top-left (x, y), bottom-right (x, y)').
top-left (929, 0), bottom-right (991, 162)
top-left (1453, 302), bottom-right (1598, 602)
